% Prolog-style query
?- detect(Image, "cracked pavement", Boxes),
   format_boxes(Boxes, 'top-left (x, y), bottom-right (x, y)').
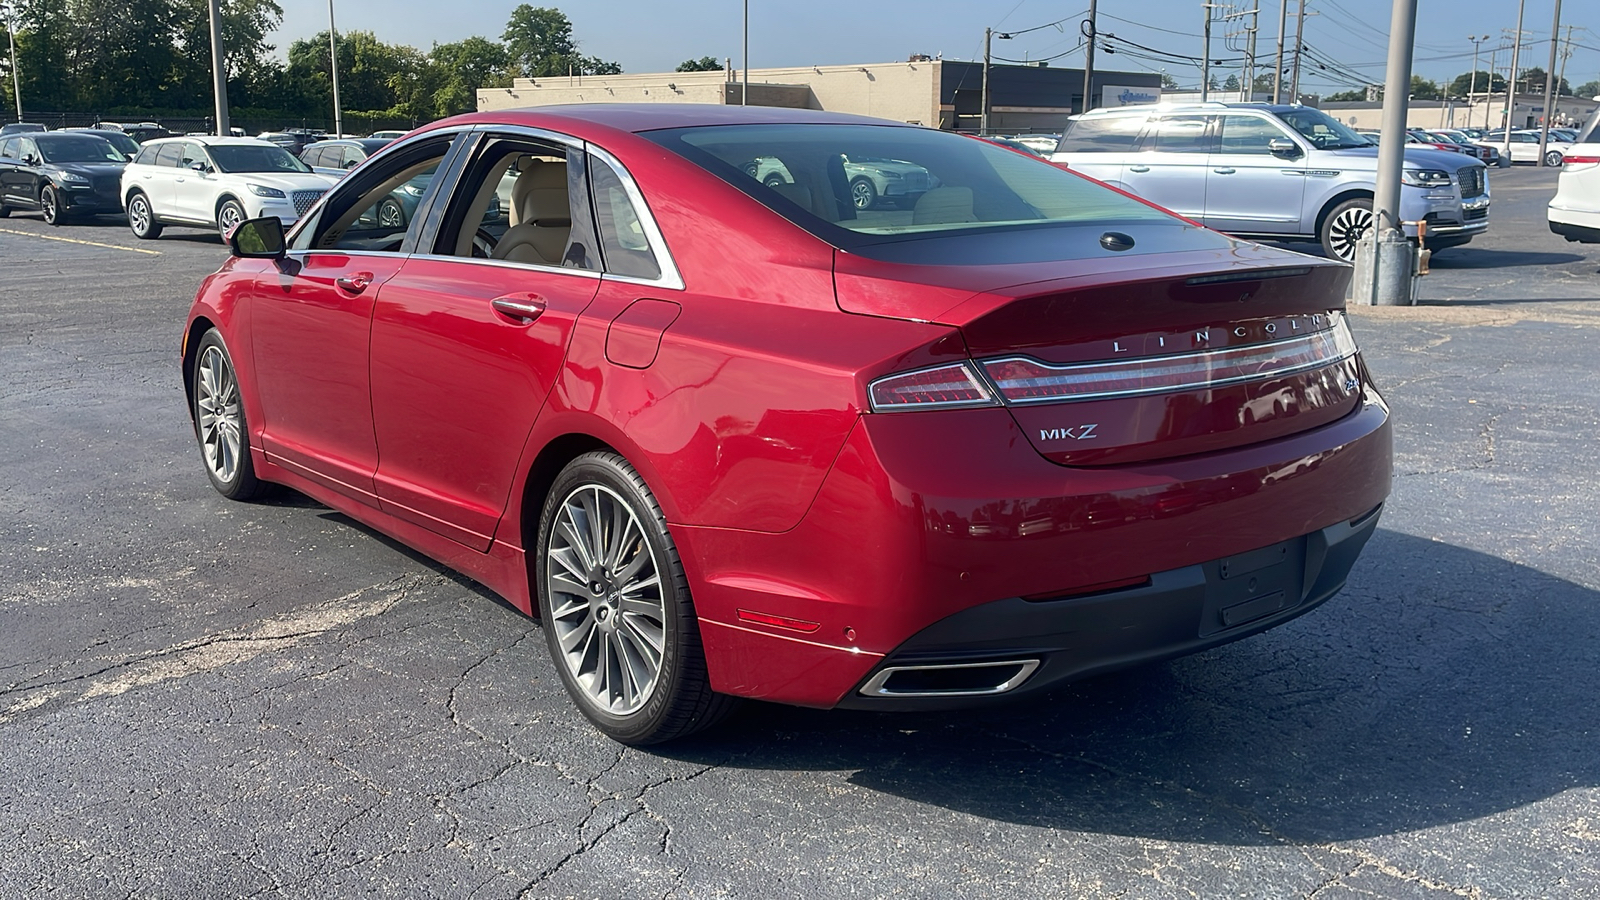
top-left (1, 166), bottom-right (1597, 898)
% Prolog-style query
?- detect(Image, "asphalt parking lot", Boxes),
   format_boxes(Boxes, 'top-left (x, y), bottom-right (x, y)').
top-left (2, 165), bottom-right (1597, 899)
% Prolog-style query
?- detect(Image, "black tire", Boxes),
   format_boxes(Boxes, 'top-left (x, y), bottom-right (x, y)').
top-left (127, 191), bottom-right (162, 239)
top-left (0, 202), bottom-right (9, 218)
top-left (216, 198), bottom-right (247, 239)
top-left (190, 329), bottom-right (267, 501)
top-left (535, 451), bottom-right (736, 745)
top-left (377, 197), bottom-right (407, 229)
top-left (1319, 197), bottom-right (1374, 263)
top-left (1544, 150), bottom-right (1564, 168)
top-left (762, 173), bottom-right (787, 188)
top-left (40, 185), bottom-right (64, 226)
top-left (849, 176), bottom-right (878, 210)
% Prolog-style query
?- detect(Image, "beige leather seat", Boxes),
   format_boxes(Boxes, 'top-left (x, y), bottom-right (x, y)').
top-left (492, 159), bottom-right (571, 265)
top-left (912, 186), bottom-right (978, 226)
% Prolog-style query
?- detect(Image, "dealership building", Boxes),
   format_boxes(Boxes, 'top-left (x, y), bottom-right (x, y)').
top-left (476, 60), bottom-right (1162, 134)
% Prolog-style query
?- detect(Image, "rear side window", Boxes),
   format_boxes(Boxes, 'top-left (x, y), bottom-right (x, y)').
top-left (590, 159), bottom-right (663, 280)
top-left (153, 143), bottom-right (183, 167)
top-left (1145, 116), bottom-right (1214, 153)
top-left (1057, 115), bottom-right (1146, 153)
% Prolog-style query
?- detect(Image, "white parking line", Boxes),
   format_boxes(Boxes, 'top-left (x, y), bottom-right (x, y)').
top-left (0, 227), bottom-right (162, 256)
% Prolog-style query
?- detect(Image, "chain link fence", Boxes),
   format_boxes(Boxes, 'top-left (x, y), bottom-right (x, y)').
top-left (1, 110), bottom-right (427, 137)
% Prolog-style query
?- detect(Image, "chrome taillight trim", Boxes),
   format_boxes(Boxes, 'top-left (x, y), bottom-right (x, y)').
top-left (981, 313), bottom-right (1358, 405)
top-left (867, 361), bottom-right (1002, 413)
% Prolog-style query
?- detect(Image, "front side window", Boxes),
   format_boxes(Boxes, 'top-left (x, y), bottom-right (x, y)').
top-left (1218, 115), bottom-right (1293, 154)
top-left (209, 144), bottom-right (312, 174)
top-left (300, 136), bottom-right (453, 254)
top-left (1057, 115), bottom-right (1146, 153)
top-left (433, 136), bottom-right (600, 270)
top-left (1277, 108), bottom-right (1369, 150)
top-left (647, 123), bottom-right (1172, 246)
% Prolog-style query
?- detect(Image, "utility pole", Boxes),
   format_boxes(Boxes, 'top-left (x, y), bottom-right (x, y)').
top-left (4, 2), bottom-right (21, 121)
top-left (1502, 0), bottom-right (1525, 161)
top-left (982, 28), bottom-right (992, 133)
top-left (742, 0), bottom-right (748, 105)
top-left (327, 0), bottom-right (342, 137)
top-left (1223, 2), bottom-right (1260, 100)
top-left (1202, 3), bottom-right (1214, 102)
top-left (1273, 0), bottom-right (1288, 103)
top-left (1082, 0), bottom-right (1097, 112)
top-left (1467, 35), bottom-right (1488, 125)
top-left (1537, 0), bottom-right (1562, 164)
top-left (1354, 0), bottom-right (1421, 306)
top-left (1484, 44), bottom-right (1499, 130)
top-left (206, 0), bottom-right (229, 136)
top-left (1289, 0), bottom-right (1307, 103)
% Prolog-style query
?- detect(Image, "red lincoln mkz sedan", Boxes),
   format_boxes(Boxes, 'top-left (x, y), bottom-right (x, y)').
top-left (184, 105), bottom-right (1391, 744)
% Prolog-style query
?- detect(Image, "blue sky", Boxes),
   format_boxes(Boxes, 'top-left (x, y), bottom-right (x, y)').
top-left (275, 0), bottom-right (1600, 96)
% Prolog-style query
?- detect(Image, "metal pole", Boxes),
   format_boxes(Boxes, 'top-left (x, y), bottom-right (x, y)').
top-left (1273, 0), bottom-right (1287, 103)
top-left (1202, 5), bottom-right (1212, 102)
top-left (982, 28), bottom-right (991, 133)
top-left (1502, 0), bottom-right (1524, 161)
top-left (1467, 36), bottom-right (1485, 127)
top-left (1082, 0), bottom-right (1097, 112)
top-left (1245, 0), bottom-right (1259, 100)
top-left (1537, 0), bottom-right (1562, 165)
top-left (1484, 45), bottom-right (1499, 130)
top-left (742, 0), bottom-right (749, 106)
top-left (1290, 0), bottom-right (1306, 103)
top-left (4, 4), bottom-right (21, 121)
top-left (1361, 0), bottom-right (1420, 306)
top-left (328, 0), bottom-right (342, 136)
top-left (207, 0), bottom-right (229, 136)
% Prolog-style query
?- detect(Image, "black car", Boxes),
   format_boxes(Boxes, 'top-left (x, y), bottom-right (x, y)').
top-left (299, 138), bottom-right (393, 177)
top-left (0, 132), bottom-right (129, 225)
top-left (258, 131), bottom-right (323, 155)
top-left (62, 128), bottom-right (140, 160)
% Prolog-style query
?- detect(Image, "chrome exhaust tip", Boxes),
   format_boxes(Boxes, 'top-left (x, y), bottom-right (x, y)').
top-left (858, 659), bottom-right (1041, 698)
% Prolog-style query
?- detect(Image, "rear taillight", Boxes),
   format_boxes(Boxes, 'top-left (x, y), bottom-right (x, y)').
top-left (980, 313), bottom-right (1358, 404)
top-left (1563, 155), bottom-right (1600, 165)
top-left (868, 362), bottom-right (1000, 412)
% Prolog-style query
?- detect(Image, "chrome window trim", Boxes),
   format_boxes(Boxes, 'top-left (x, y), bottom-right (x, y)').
top-left (405, 252), bottom-right (604, 281)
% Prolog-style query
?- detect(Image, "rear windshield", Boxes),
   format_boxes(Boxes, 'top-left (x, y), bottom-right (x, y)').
top-left (643, 123), bottom-right (1171, 247)
top-left (209, 144), bottom-right (312, 174)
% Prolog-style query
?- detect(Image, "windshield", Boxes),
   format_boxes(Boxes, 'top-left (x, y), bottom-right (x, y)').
top-left (208, 144), bottom-right (312, 174)
top-left (1278, 108), bottom-right (1370, 149)
top-left (37, 136), bottom-right (127, 164)
top-left (645, 123), bottom-right (1172, 245)
top-left (96, 131), bottom-right (140, 156)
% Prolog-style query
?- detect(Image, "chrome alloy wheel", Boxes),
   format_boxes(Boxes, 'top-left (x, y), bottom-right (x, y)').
top-left (217, 202), bottom-right (244, 235)
top-left (378, 199), bottom-right (406, 228)
top-left (129, 197), bottom-right (150, 233)
top-left (545, 484), bottom-right (667, 716)
top-left (1326, 204), bottom-right (1374, 262)
top-left (195, 345), bottom-right (244, 484)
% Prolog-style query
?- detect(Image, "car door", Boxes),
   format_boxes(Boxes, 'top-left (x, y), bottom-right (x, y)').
top-left (0, 138), bottom-right (21, 206)
top-left (126, 141), bottom-right (178, 213)
top-left (1205, 113), bottom-right (1307, 234)
top-left (1123, 114), bottom-right (1214, 220)
top-left (10, 137), bottom-right (43, 208)
top-left (367, 131), bottom-right (604, 549)
top-left (248, 132), bottom-right (461, 505)
top-left (171, 141), bottom-right (216, 222)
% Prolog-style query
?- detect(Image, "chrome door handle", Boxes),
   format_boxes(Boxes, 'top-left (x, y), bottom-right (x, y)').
top-left (492, 297), bottom-right (546, 324)
top-left (335, 272), bottom-right (373, 294)
top-left (1128, 165), bottom-right (1151, 173)
top-left (1213, 167), bottom-right (1236, 174)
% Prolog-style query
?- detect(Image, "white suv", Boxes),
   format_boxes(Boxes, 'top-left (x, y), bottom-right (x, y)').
top-left (1549, 112), bottom-right (1600, 243)
top-left (120, 136), bottom-right (335, 240)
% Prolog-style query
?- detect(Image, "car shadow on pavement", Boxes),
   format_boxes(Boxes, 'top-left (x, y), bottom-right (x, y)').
top-left (1428, 248), bottom-right (1587, 269)
top-left (663, 529), bottom-right (1599, 845)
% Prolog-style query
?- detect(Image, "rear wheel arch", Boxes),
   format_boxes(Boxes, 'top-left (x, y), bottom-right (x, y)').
top-left (519, 433), bottom-right (616, 598)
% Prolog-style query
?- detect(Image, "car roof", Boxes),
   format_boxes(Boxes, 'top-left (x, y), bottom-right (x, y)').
top-left (439, 103), bottom-right (922, 136)
top-left (143, 135), bottom-right (281, 147)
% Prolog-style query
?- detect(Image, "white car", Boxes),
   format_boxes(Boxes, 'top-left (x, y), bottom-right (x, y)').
top-left (1476, 130), bottom-right (1571, 167)
top-left (1548, 116), bottom-right (1600, 243)
top-left (120, 136), bottom-right (335, 240)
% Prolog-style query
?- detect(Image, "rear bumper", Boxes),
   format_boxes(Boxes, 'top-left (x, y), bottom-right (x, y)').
top-left (836, 504), bottom-right (1380, 709)
top-left (681, 386), bottom-right (1392, 708)
top-left (1550, 219), bottom-right (1600, 243)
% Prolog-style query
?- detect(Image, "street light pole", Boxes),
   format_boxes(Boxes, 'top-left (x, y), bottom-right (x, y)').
top-left (327, 0), bottom-right (342, 136)
top-left (1467, 35), bottom-right (1488, 126)
top-left (207, 0), bottom-right (229, 136)
top-left (3, 2), bottom-right (21, 121)
top-left (1356, 0), bottom-right (1421, 306)
top-left (1537, 0), bottom-right (1563, 165)
top-left (1501, 0), bottom-right (1525, 162)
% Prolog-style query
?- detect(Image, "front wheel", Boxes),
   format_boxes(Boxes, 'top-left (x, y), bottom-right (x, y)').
top-left (1544, 150), bottom-right (1564, 167)
top-left (216, 199), bottom-right (246, 239)
top-left (1320, 198), bottom-right (1374, 263)
top-left (127, 192), bottom-right (162, 239)
top-left (536, 452), bottom-right (736, 745)
top-left (40, 186), bottom-right (64, 226)
top-left (191, 329), bottom-right (267, 501)
top-left (849, 176), bottom-right (878, 210)
top-left (377, 197), bottom-right (407, 229)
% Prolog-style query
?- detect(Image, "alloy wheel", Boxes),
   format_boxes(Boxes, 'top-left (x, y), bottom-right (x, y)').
top-left (378, 199), bottom-right (405, 229)
top-left (217, 202), bottom-right (244, 235)
top-left (195, 345), bottom-right (244, 484)
top-left (129, 196), bottom-right (151, 235)
top-left (41, 188), bottom-right (60, 225)
top-left (1327, 205), bottom-right (1373, 262)
top-left (851, 178), bottom-right (876, 210)
top-left (544, 483), bottom-right (667, 716)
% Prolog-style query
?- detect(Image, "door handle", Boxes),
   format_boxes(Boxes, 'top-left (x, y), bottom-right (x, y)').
top-left (1213, 167), bottom-right (1236, 174)
top-left (335, 272), bottom-right (373, 294)
top-left (492, 296), bottom-right (546, 324)
top-left (1128, 165), bottom-right (1151, 173)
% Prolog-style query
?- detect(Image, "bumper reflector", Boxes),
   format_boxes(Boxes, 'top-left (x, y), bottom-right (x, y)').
top-left (736, 609), bottom-right (821, 634)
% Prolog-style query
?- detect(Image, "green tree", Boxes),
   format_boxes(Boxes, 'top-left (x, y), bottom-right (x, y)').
top-left (1222, 73), bottom-right (1240, 92)
top-left (1161, 73), bottom-right (1179, 91)
top-left (501, 5), bottom-right (617, 78)
top-left (1325, 89), bottom-right (1365, 101)
top-left (1575, 80), bottom-right (1600, 99)
top-left (287, 29), bottom-right (416, 115)
top-left (429, 36), bottom-right (510, 116)
top-left (1409, 75), bottom-right (1440, 100)
top-left (1514, 66), bottom-right (1569, 95)
top-left (675, 56), bottom-right (723, 72)
top-left (1448, 70), bottom-right (1506, 98)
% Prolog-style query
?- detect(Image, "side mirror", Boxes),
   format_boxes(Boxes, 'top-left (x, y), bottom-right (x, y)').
top-left (343, 159), bottom-right (358, 169)
top-left (228, 216), bottom-right (286, 259)
top-left (1267, 138), bottom-right (1302, 159)
top-left (189, 160), bottom-right (209, 173)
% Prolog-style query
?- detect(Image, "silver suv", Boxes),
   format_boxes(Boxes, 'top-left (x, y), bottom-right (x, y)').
top-left (1051, 102), bottom-right (1491, 261)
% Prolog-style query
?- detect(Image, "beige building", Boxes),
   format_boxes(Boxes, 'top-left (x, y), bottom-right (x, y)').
top-left (1322, 93), bottom-right (1598, 131)
top-left (477, 60), bottom-right (1162, 134)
